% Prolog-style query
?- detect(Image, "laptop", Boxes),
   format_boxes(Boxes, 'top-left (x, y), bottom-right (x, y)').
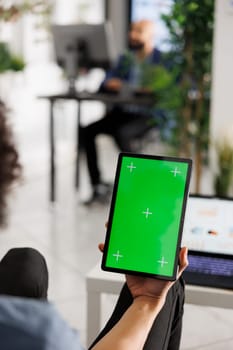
top-left (182, 194), bottom-right (233, 290)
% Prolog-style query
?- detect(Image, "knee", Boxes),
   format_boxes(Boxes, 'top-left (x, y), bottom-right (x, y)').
top-left (0, 247), bottom-right (49, 299)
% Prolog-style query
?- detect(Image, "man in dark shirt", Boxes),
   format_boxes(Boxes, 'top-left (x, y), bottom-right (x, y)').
top-left (82, 20), bottom-right (163, 205)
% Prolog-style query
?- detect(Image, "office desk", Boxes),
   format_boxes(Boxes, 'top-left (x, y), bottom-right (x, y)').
top-left (86, 262), bottom-right (233, 346)
top-left (40, 91), bottom-right (154, 202)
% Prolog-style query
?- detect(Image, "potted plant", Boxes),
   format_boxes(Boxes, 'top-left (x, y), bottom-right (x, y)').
top-left (0, 1), bottom-right (52, 24)
top-left (0, 42), bottom-right (25, 73)
top-left (160, 0), bottom-right (215, 192)
top-left (0, 1), bottom-right (52, 98)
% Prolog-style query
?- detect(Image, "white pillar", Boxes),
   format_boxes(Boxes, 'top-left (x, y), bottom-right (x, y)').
top-left (210, 0), bottom-right (233, 140)
top-left (107, 0), bottom-right (128, 52)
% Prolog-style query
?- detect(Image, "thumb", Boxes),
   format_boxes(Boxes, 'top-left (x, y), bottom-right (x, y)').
top-left (98, 243), bottom-right (104, 253)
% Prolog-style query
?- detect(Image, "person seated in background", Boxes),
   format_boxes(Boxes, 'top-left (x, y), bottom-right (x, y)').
top-left (82, 20), bottom-right (166, 205)
top-left (0, 99), bottom-right (188, 349)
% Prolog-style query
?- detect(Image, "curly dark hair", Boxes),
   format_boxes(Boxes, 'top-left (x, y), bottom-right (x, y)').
top-left (0, 100), bottom-right (21, 227)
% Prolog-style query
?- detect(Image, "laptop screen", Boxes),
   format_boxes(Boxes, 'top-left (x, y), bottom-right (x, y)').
top-left (182, 195), bottom-right (233, 256)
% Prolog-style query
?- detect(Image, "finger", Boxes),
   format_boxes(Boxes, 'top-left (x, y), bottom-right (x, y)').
top-left (177, 247), bottom-right (188, 278)
top-left (98, 243), bottom-right (104, 253)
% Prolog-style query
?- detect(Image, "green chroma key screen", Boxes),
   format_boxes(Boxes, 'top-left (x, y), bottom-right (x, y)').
top-left (102, 153), bottom-right (192, 280)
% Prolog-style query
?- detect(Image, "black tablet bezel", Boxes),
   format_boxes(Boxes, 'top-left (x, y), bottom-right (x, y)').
top-left (101, 152), bottom-right (192, 281)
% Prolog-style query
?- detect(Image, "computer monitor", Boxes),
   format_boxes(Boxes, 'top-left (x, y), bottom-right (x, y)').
top-left (52, 22), bottom-right (117, 93)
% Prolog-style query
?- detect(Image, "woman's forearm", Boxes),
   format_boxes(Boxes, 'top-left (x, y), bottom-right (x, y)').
top-left (92, 296), bottom-right (165, 350)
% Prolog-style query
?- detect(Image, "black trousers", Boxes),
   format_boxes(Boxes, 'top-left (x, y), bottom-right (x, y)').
top-left (82, 107), bottom-right (152, 186)
top-left (89, 278), bottom-right (185, 350)
top-left (0, 247), bottom-right (48, 299)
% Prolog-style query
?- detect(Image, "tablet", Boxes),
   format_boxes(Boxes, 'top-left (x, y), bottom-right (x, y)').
top-left (101, 153), bottom-right (192, 280)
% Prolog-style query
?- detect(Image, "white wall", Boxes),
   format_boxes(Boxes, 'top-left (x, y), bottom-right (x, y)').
top-left (210, 0), bottom-right (233, 140)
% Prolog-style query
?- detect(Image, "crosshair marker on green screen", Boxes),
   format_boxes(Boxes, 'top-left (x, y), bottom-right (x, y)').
top-left (102, 154), bottom-right (192, 280)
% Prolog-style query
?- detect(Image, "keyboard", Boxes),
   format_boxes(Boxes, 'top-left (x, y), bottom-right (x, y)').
top-left (183, 254), bottom-right (233, 290)
top-left (187, 255), bottom-right (233, 277)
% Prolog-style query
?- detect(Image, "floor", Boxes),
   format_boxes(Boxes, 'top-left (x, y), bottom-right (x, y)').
top-left (0, 67), bottom-right (233, 349)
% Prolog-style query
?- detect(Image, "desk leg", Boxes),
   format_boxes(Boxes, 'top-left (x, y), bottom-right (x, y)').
top-left (75, 101), bottom-right (81, 188)
top-left (87, 290), bottom-right (101, 347)
top-left (49, 100), bottom-right (56, 202)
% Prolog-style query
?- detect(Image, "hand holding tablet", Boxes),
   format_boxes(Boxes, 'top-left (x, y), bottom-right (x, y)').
top-left (102, 153), bottom-right (192, 281)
